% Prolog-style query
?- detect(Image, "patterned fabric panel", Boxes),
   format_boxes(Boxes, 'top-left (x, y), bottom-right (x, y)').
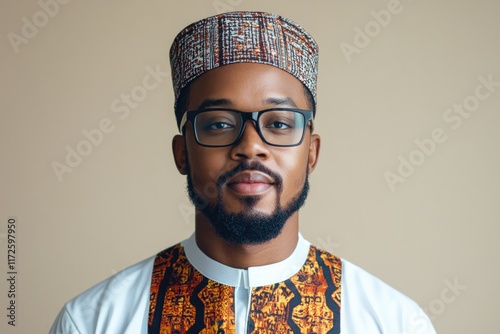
top-left (148, 244), bottom-right (341, 334)
top-left (248, 246), bottom-right (341, 334)
top-left (149, 244), bottom-right (236, 333)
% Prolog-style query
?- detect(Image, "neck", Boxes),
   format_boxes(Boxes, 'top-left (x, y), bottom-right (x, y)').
top-left (194, 212), bottom-right (299, 269)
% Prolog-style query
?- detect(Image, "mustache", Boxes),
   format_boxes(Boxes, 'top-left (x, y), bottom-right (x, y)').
top-left (216, 161), bottom-right (283, 189)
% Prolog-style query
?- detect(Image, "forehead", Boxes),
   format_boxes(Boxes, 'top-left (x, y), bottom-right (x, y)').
top-left (187, 63), bottom-right (309, 110)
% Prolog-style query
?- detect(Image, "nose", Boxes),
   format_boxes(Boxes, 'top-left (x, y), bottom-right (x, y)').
top-left (230, 120), bottom-right (270, 160)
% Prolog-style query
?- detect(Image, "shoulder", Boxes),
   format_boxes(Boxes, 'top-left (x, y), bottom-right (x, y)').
top-left (340, 258), bottom-right (436, 334)
top-left (49, 255), bottom-right (157, 334)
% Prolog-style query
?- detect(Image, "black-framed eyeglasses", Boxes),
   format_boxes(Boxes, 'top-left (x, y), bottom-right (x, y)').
top-left (179, 108), bottom-right (314, 147)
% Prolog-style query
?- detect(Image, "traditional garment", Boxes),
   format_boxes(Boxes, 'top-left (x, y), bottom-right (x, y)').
top-left (49, 234), bottom-right (436, 333)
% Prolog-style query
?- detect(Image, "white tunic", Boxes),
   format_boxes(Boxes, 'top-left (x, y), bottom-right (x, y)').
top-left (49, 234), bottom-right (436, 334)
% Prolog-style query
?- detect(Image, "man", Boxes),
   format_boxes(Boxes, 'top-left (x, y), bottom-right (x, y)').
top-left (50, 11), bottom-right (436, 333)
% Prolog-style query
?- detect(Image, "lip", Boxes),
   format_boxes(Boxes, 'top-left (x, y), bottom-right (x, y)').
top-left (226, 171), bottom-right (275, 195)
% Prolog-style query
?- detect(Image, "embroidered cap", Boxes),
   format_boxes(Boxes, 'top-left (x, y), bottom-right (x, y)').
top-left (170, 11), bottom-right (319, 129)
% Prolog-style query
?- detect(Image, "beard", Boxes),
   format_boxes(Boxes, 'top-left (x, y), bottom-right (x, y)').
top-left (186, 160), bottom-right (310, 245)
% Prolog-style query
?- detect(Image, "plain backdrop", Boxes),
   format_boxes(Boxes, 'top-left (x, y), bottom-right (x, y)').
top-left (1, 0), bottom-right (499, 333)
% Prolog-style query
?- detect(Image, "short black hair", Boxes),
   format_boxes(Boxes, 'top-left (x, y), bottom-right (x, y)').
top-left (174, 82), bottom-right (192, 130)
top-left (175, 83), bottom-right (316, 131)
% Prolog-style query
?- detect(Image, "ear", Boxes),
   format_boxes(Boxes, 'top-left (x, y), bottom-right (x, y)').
top-left (307, 134), bottom-right (320, 173)
top-left (172, 135), bottom-right (188, 175)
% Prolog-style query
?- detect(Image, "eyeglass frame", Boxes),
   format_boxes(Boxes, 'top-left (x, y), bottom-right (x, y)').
top-left (179, 107), bottom-right (315, 147)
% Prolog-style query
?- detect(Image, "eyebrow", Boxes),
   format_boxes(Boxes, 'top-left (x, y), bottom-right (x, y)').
top-left (196, 98), bottom-right (232, 110)
top-left (264, 97), bottom-right (298, 108)
top-left (196, 97), bottom-right (298, 110)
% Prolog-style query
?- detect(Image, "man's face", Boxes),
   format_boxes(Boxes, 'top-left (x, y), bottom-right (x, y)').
top-left (173, 63), bottom-right (320, 244)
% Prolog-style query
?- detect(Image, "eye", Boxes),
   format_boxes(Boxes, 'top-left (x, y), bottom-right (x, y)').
top-left (201, 117), bottom-right (237, 131)
top-left (267, 121), bottom-right (291, 129)
top-left (206, 122), bottom-right (234, 130)
top-left (196, 111), bottom-right (239, 134)
top-left (264, 117), bottom-right (295, 130)
top-left (260, 111), bottom-right (298, 131)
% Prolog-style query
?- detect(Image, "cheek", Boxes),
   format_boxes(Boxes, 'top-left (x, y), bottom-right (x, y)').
top-left (275, 148), bottom-right (309, 193)
top-left (187, 143), bottom-right (227, 189)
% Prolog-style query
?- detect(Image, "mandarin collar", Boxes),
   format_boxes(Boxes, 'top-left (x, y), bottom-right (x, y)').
top-left (182, 233), bottom-right (310, 288)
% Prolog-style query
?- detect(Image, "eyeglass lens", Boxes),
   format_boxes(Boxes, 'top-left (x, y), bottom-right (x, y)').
top-left (194, 110), bottom-right (306, 146)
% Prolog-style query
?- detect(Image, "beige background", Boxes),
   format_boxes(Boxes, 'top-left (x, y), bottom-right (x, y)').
top-left (1, 0), bottom-right (499, 333)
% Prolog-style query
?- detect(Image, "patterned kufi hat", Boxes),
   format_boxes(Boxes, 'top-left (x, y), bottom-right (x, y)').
top-left (170, 11), bottom-right (319, 129)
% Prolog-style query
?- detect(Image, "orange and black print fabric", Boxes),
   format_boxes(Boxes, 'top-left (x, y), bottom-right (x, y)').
top-left (148, 244), bottom-right (341, 333)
